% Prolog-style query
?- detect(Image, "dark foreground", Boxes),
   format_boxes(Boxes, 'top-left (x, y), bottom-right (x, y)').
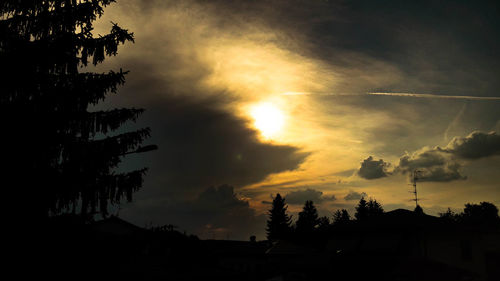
top-left (16, 210), bottom-right (500, 281)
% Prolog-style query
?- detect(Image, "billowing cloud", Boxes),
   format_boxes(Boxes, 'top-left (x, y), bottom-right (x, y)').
top-left (357, 131), bottom-right (500, 182)
top-left (395, 131), bottom-right (500, 181)
top-left (344, 190), bottom-right (367, 201)
top-left (145, 95), bottom-right (309, 193)
top-left (357, 133), bottom-right (500, 183)
top-left (398, 148), bottom-right (448, 170)
top-left (397, 147), bottom-right (466, 182)
top-left (285, 188), bottom-right (336, 205)
top-left (358, 156), bottom-right (390, 180)
top-left (444, 131), bottom-right (500, 159)
top-left (121, 185), bottom-right (266, 240)
top-left (414, 163), bottom-right (466, 182)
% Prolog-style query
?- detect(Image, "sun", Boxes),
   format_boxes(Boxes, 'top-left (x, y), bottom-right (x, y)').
top-left (250, 102), bottom-right (285, 139)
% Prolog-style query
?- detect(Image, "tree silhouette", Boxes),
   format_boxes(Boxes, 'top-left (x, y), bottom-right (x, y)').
top-left (462, 202), bottom-right (499, 224)
top-left (355, 197), bottom-right (384, 221)
top-left (367, 198), bottom-right (384, 217)
top-left (1, 0), bottom-right (152, 219)
top-left (296, 200), bottom-right (320, 234)
top-left (333, 209), bottom-right (351, 225)
top-left (266, 193), bottom-right (292, 241)
top-left (317, 216), bottom-right (331, 230)
top-left (439, 208), bottom-right (460, 222)
top-left (354, 197), bottom-right (369, 221)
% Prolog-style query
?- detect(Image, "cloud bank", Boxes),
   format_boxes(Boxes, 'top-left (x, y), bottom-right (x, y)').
top-left (358, 156), bottom-right (391, 180)
top-left (344, 191), bottom-right (368, 201)
top-left (359, 131), bottom-right (500, 182)
top-left (444, 131), bottom-right (500, 159)
top-left (285, 188), bottom-right (336, 205)
top-left (122, 185), bottom-right (266, 240)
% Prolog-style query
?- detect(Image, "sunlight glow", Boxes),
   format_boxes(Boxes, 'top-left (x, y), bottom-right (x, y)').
top-left (250, 102), bottom-right (285, 139)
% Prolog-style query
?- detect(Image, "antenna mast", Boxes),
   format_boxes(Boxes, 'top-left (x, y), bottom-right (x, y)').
top-left (412, 170), bottom-right (420, 208)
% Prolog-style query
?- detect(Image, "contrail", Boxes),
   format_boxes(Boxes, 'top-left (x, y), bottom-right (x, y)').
top-left (368, 92), bottom-right (500, 100)
top-left (444, 103), bottom-right (467, 142)
top-left (282, 92), bottom-right (500, 100)
top-left (282, 91), bottom-right (500, 100)
top-left (282, 92), bottom-right (364, 96)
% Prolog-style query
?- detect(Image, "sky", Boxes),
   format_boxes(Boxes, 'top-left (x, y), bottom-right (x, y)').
top-left (90, 0), bottom-right (500, 240)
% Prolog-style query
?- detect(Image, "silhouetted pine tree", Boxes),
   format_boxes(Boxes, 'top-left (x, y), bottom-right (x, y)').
top-left (1, 0), bottom-right (153, 219)
top-left (333, 209), bottom-right (350, 225)
top-left (266, 193), bottom-right (292, 241)
top-left (354, 197), bottom-right (369, 221)
top-left (296, 200), bottom-right (320, 234)
top-left (367, 198), bottom-right (384, 217)
top-left (317, 216), bottom-right (330, 230)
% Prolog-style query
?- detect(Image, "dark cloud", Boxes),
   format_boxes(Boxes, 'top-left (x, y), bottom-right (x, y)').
top-left (179, 0), bottom-right (500, 97)
top-left (358, 156), bottom-right (390, 180)
top-left (113, 0), bottom-right (500, 97)
top-left (397, 147), bottom-right (466, 182)
top-left (358, 131), bottom-right (500, 182)
top-left (357, 131), bottom-right (500, 183)
top-left (100, 54), bottom-right (310, 198)
top-left (121, 185), bottom-right (266, 240)
top-left (285, 188), bottom-right (336, 205)
top-left (415, 163), bottom-right (466, 182)
top-left (444, 131), bottom-right (500, 159)
top-left (399, 149), bottom-right (448, 170)
top-left (98, 42), bottom-right (310, 236)
top-left (144, 96), bottom-right (309, 193)
top-left (394, 131), bottom-right (500, 182)
top-left (344, 191), bottom-right (367, 201)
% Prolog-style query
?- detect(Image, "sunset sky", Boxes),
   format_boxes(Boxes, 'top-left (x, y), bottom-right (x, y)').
top-left (91, 0), bottom-right (500, 240)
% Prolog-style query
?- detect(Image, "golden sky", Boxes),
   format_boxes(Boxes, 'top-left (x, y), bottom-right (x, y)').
top-left (92, 0), bottom-right (500, 239)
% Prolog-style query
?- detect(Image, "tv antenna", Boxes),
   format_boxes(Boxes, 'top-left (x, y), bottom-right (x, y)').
top-left (411, 170), bottom-right (421, 208)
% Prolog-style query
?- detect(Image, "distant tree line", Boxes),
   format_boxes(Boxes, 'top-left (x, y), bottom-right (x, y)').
top-left (266, 193), bottom-right (499, 241)
top-left (439, 202), bottom-right (500, 225)
top-left (265, 194), bottom-right (384, 241)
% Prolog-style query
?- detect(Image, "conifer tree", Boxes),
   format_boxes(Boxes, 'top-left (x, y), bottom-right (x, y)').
top-left (354, 196), bottom-right (369, 221)
top-left (1, 0), bottom-right (153, 219)
top-left (367, 198), bottom-right (384, 217)
top-left (355, 197), bottom-right (384, 221)
top-left (296, 200), bottom-right (319, 234)
top-left (333, 209), bottom-right (350, 225)
top-left (317, 216), bottom-right (330, 230)
top-left (266, 193), bottom-right (292, 241)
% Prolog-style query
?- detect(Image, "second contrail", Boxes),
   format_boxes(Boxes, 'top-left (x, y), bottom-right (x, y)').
top-left (282, 91), bottom-right (500, 100)
top-left (367, 92), bottom-right (500, 100)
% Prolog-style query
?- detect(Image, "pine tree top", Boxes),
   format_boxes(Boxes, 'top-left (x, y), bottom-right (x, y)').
top-left (266, 193), bottom-right (292, 241)
top-left (1, 0), bottom-right (153, 218)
